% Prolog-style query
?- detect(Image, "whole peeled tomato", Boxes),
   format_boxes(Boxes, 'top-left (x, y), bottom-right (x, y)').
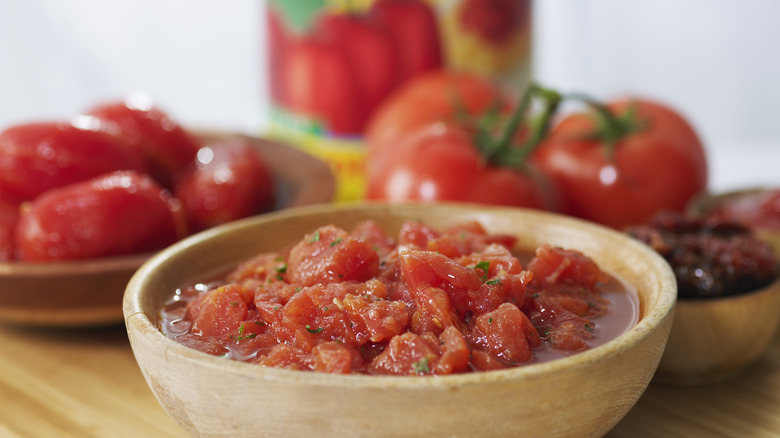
top-left (0, 197), bottom-right (19, 261)
top-left (174, 139), bottom-right (276, 232)
top-left (364, 70), bottom-right (510, 170)
top-left (532, 98), bottom-right (708, 229)
top-left (15, 171), bottom-right (187, 261)
top-left (0, 119), bottom-right (148, 202)
top-left (85, 96), bottom-right (201, 188)
top-left (366, 124), bottom-right (554, 210)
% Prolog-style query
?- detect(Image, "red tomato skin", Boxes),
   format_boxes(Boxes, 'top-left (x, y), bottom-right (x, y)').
top-left (369, 0), bottom-right (442, 80)
top-left (314, 13), bottom-right (401, 121)
top-left (174, 139), bottom-right (275, 232)
top-left (266, 5), bottom-right (290, 107)
top-left (282, 35), bottom-right (366, 134)
top-left (0, 196), bottom-right (19, 261)
top-left (0, 120), bottom-right (148, 202)
top-left (367, 125), bottom-right (551, 209)
top-left (365, 70), bottom-right (508, 166)
top-left (609, 98), bottom-right (708, 187)
top-left (15, 171), bottom-right (186, 261)
top-left (533, 99), bottom-right (708, 228)
top-left (86, 99), bottom-right (201, 188)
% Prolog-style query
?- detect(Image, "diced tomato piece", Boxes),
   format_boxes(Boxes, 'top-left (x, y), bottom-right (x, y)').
top-left (470, 349), bottom-right (507, 371)
top-left (527, 244), bottom-right (604, 288)
top-left (175, 333), bottom-right (230, 356)
top-left (256, 344), bottom-right (311, 370)
top-left (397, 220), bottom-right (439, 249)
top-left (432, 326), bottom-right (470, 374)
top-left (227, 252), bottom-right (288, 283)
top-left (190, 285), bottom-right (250, 337)
top-left (287, 225), bottom-right (380, 286)
top-left (523, 295), bottom-right (594, 352)
top-left (472, 303), bottom-right (539, 364)
top-left (230, 333), bottom-right (278, 361)
top-left (350, 219), bottom-right (396, 257)
top-left (312, 342), bottom-right (364, 374)
top-left (409, 286), bottom-right (458, 335)
top-left (342, 293), bottom-right (409, 343)
top-left (368, 332), bottom-right (439, 375)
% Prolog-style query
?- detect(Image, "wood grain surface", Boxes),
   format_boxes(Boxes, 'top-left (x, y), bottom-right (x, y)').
top-left (1, 320), bottom-right (779, 437)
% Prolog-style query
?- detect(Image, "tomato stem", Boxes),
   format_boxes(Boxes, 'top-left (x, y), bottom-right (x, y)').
top-left (564, 92), bottom-right (642, 159)
top-left (483, 84), bottom-right (561, 169)
top-left (516, 85), bottom-right (562, 161)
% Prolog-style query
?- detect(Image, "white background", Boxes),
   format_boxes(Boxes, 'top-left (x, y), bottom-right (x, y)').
top-left (1, 0), bottom-right (778, 192)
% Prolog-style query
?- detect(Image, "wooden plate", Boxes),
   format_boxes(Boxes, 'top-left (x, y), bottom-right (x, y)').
top-left (0, 132), bottom-right (334, 327)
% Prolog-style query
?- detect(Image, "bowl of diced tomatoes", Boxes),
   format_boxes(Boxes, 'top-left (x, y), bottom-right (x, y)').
top-left (124, 202), bottom-right (676, 438)
top-left (0, 95), bottom-right (334, 327)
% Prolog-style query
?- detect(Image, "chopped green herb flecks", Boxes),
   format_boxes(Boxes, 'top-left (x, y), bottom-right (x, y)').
top-left (310, 230), bottom-right (321, 243)
top-left (330, 238), bottom-right (342, 247)
top-left (475, 260), bottom-right (490, 281)
top-left (412, 357), bottom-right (431, 375)
top-left (486, 279), bottom-right (502, 285)
top-left (305, 324), bottom-right (324, 334)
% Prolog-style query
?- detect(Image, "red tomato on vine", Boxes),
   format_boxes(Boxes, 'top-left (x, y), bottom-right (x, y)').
top-left (364, 70), bottom-right (511, 172)
top-left (532, 98), bottom-right (708, 228)
top-left (366, 82), bottom-right (561, 210)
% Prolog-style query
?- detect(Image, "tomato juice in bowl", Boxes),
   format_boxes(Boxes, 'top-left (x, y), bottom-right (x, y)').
top-left (124, 203), bottom-right (676, 438)
top-left (158, 218), bottom-right (640, 374)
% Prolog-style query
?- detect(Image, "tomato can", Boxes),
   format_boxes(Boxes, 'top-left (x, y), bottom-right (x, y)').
top-left (265, 0), bottom-right (532, 201)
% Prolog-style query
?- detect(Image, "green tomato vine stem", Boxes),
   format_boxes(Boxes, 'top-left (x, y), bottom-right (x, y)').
top-left (564, 92), bottom-right (644, 160)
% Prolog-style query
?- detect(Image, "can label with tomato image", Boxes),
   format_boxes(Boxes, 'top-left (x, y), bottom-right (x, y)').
top-left (265, 0), bottom-right (532, 201)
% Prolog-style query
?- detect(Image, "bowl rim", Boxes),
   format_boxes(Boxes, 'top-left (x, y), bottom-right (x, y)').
top-left (687, 186), bottom-right (779, 217)
top-left (124, 201), bottom-right (677, 389)
top-left (0, 251), bottom-right (152, 276)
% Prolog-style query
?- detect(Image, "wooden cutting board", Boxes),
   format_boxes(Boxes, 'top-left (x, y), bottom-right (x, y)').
top-left (1, 323), bottom-right (778, 437)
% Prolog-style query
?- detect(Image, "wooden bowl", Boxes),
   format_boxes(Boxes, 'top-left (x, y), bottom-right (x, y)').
top-left (0, 133), bottom-right (334, 328)
top-left (652, 188), bottom-right (780, 385)
top-left (654, 276), bottom-right (780, 385)
top-left (124, 202), bottom-right (677, 438)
